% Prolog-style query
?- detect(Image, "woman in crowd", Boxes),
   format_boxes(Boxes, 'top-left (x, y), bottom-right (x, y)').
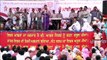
top-left (82, 47), bottom-right (90, 60)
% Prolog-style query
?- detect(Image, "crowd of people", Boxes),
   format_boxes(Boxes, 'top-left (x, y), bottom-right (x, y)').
top-left (0, 44), bottom-right (107, 60)
top-left (0, 5), bottom-right (106, 34)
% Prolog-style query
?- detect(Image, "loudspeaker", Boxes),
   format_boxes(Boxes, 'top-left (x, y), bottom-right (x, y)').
top-left (103, 1), bottom-right (107, 15)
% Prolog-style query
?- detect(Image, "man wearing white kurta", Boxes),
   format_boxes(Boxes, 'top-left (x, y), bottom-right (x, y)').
top-left (92, 17), bottom-right (102, 30)
top-left (81, 18), bottom-right (93, 32)
top-left (51, 10), bottom-right (57, 30)
top-left (30, 8), bottom-right (36, 29)
top-left (82, 6), bottom-right (91, 24)
top-left (36, 8), bottom-right (42, 30)
top-left (56, 10), bottom-right (63, 29)
top-left (68, 17), bottom-right (81, 32)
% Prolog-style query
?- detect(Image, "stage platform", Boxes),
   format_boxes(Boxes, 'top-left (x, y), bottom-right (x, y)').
top-left (0, 30), bottom-right (107, 50)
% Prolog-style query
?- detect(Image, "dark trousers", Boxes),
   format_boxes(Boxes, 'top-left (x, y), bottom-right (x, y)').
top-left (52, 20), bottom-right (61, 30)
top-left (37, 18), bottom-right (42, 30)
top-left (23, 20), bottom-right (27, 30)
top-left (29, 18), bottom-right (36, 29)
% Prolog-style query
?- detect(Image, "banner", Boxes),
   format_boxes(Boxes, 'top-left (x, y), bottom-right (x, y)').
top-left (0, 31), bottom-right (106, 50)
top-left (0, 1), bottom-right (102, 18)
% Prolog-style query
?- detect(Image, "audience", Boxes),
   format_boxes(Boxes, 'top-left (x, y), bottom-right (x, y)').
top-left (0, 45), bottom-right (107, 60)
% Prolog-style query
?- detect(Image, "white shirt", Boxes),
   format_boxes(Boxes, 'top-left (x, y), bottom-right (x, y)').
top-left (24, 52), bottom-right (30, 58)
top-left (81, 21), bottom-right (93, 32)
top-left (16, 54), bottom-right (25, 60)
top-left (56, 13), bottom-right (63, 18)
top-left (68, 21), bottom-right (81, 31)
top-left (36, 12), bottom-right (42, 18)
top-left (12, 16), bottom-right (17, 24)
top-left (94, 32), bottom-right (102, 40)
top-left (82, 10), bottom-right (90, 18)
top-left (22, 12), bottom-right (28, 21)
top-left (51, 13), bottom-right (57, 18)
top-left (8, 12), bottom-right (14, 19)
top-left (93, 21), bottom-right (103, 30)
top-left (97, 21), bottom-right (102, 29)
top-left (30, 12), bottom-right (36, 20)
top-left (0, 51), bottom-right (8, 60)
top-left (8, 50), bottom-right (14, 55)
top-left (69, 12), bottom-right (77, 18)
top-left (14, 11), bottom-right (20, 18)
top-left (100, 22), bottom-right (105, 30)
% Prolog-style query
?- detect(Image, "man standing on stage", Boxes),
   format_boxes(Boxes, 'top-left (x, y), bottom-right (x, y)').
top-left (36, 8), bottom-right (42, 30)
top-left (42, 5), bottom-right (51, 31)
top-left (77, 7), bottom-right (84, 26)
top-left (69, 9), bottom-right (77, 25)
top-left (51, 10), bottom-right (57, 30)
top-left (8, 8), bottom-right (14, 19)
top-left (90, 6), bottom-right (102, 22)
top-left (14, 7), bottom-right (21, 20)
top-left (22, 8), bottom-right (29, 30)
top-left (30, 8), bottom-right (36, 29)
top-left (56, 10), bottom-right (63, 30)
top-left (82, 6), bottom-right (91, 24)
top-left (14, 7), bottom-right (21, 29)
